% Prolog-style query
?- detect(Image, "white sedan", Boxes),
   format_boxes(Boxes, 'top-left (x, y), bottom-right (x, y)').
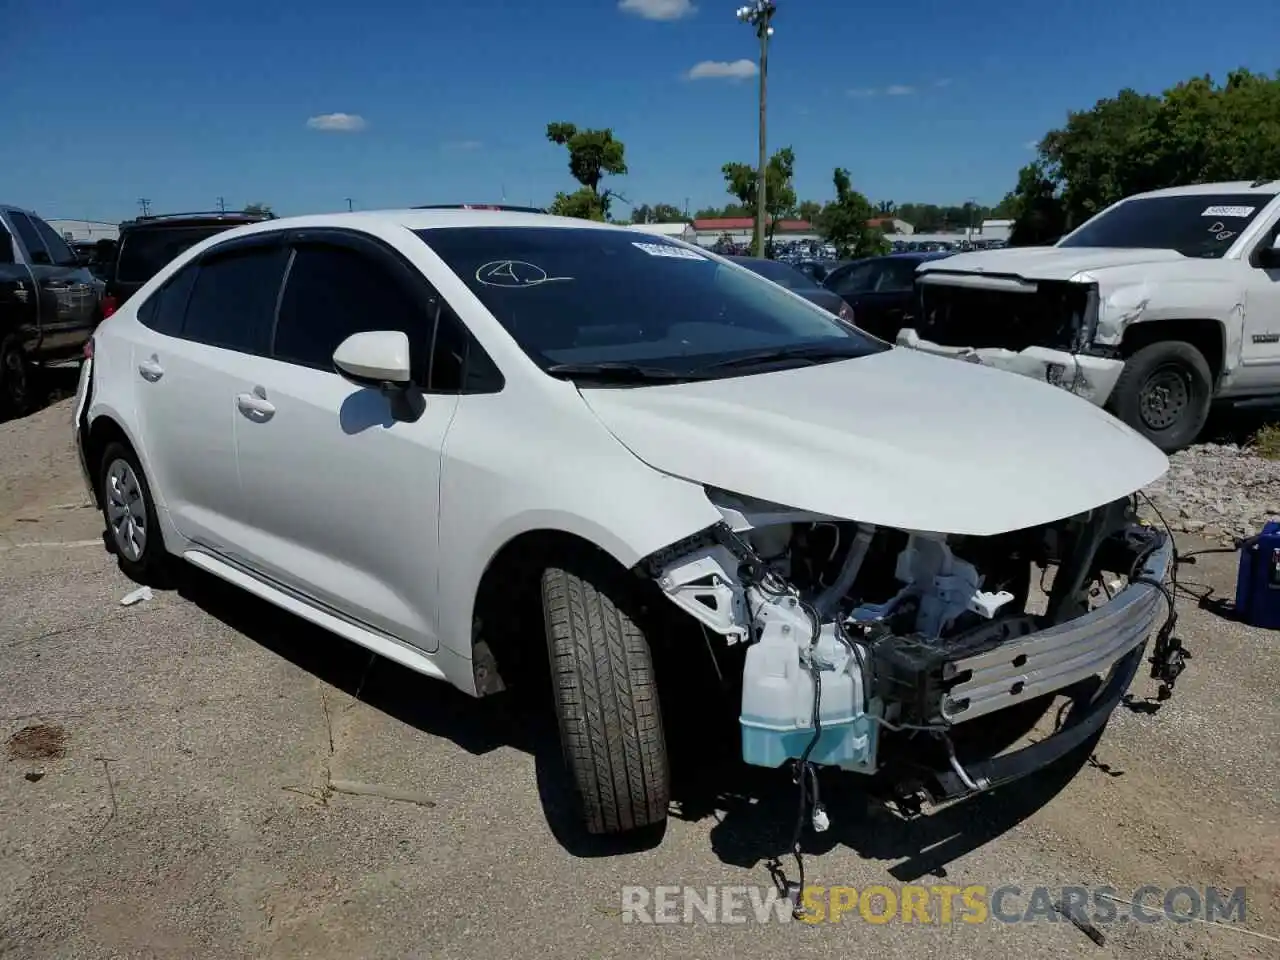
top-left (73, 209), bottom-right (1180, 839)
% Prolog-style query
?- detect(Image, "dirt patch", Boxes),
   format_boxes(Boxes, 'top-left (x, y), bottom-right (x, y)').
top-left (6, 723), bottom-right (68, 762)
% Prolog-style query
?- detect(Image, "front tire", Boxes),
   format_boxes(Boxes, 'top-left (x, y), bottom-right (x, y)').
top-left (98, 441), bottom-right (167, 583)
top-left (1108, 340), bottom-right (1212, 453)
top-left (0, 333), bottom-right (31, 418)
top-left (541, 561), bottom-right (670, 835)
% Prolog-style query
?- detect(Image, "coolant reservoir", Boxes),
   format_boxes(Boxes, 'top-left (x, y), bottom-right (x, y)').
top-left (739, 622), bottom-right (877, 773)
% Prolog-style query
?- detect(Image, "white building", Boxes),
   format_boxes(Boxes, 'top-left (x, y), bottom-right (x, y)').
top-left (627, 222), bottom-right (697, 242)
top-left (45, 219), bottom-right (120, 242)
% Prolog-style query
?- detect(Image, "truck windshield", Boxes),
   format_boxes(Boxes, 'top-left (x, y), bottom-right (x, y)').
top-left (416, 226), bottom-right (885, 377)
top-left (1058, 193), bottom-right (1274, 259)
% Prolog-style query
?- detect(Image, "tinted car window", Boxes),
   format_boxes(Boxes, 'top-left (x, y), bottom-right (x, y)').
top-left (876, 259), bottom-right (921, 292)
top-left (7, 213), bottom-right (49, 264)
top-left (182, 246), bottom-right (286, 353)
top-left (727, 256), bottom-right (819, 291)
top-left (0, 225), bottom-right (13, 264)
top-left (116, 225), bottom-right (240, 284)
top-left (273, 244), bottom-right (431, 380)
top-left (31, 216), bottom-right (78, 266)
top-left (1059, 193), bottom-right (1275, 259)
top-left (828, 262), bottom-right (880, 296)
top-left (416, 227), bottom-right (883, 371)
top-left (137, 261), bottom-right (199, 337)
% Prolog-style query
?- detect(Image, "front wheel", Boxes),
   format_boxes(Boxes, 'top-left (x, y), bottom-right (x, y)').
top-left (541, 561), bottom-right (670, 835)
top-left (0, 333), bottom-right (31, 418)
top-left (1107, 340), bottom-right (1213, 453)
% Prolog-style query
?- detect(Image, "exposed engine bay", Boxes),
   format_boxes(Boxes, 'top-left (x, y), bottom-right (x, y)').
top-left (643, 487), bottom-right (1179, 801)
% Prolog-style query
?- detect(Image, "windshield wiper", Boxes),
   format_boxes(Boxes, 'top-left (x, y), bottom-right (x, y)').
top-left (544, 361), bottom-right (704, 383)
top-left (695, 343), bottom-right (869, 372)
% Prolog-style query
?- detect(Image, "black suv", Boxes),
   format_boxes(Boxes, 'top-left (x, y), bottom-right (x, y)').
top-left (103, 211), bottom-right (275, 316)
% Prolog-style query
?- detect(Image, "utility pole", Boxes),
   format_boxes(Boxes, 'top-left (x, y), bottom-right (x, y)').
top-left (737, 2), bottom-right (776, 258)
top-left (345, 197), bottom-right (354, 212)
top-left (216, 196), bottom-right (226, 213)
top-left (138, 198), bottom-right (151, 217)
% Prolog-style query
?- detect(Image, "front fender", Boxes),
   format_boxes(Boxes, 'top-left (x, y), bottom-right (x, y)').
top-left (1093, 280), bottom-right (1241, 371)
top-left (435, 388), bottom-right (722, 665)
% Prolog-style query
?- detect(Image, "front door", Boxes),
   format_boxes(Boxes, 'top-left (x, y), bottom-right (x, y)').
top-left (7, 211), bottom-right (99, 358)
top-left (230, 231), bottom-right (458, 652)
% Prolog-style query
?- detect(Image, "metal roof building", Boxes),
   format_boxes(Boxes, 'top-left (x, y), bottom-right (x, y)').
top-left (627, 222), bottom-right (697, 242)
top-left (45, 219), bottom-right (120, 242)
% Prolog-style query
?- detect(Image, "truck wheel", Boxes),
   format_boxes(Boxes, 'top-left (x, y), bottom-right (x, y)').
top-left (0, 334), bottom-right (31, 418)
top-left (1108, 340), bottom-right (1212, 453)
top-left (541, 561), bottom-right (669, 835)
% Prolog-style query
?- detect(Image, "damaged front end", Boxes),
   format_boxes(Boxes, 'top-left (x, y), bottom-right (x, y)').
top-left (643, 488), bottom-right (1178, 805)
top-left (898, 273), bottom-right (1125, 406)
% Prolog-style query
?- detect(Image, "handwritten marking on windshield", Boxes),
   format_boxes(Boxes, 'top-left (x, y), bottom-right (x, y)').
top-left (475, 260), bottom-right (574, 288)
top-left (1206, 222), bottom-right (1236, 241)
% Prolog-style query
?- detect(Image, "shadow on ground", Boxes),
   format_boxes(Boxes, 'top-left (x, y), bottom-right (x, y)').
top-left (0, 362), bottom-right (83, 425)
top-left (160, 559), bottom-right (1100, 877)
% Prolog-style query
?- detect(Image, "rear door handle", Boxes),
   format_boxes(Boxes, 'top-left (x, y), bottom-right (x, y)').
top-left (138, 357), bottom-right (164, 382)
top-left (236, 391), bottom-right (276, 422)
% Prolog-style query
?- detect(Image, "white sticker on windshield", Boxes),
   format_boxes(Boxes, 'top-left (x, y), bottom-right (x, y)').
top-left (1202, 205), bottom-right (1255, 218)
top-left (631, 242), bottom-right (706, 260)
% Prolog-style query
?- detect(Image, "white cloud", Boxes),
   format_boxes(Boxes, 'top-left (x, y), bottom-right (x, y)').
top-left (306, 112), bottom-right (367, 132)
top-left (934, 78), bottom-right (952, 87)
top-left (847, 87), bottom-right (879, 98)
top-left (686, 58), bottom-right (757, 81)
top-left (619, 0), bottom-right (696, 20)
top-left (849, 84), bottom-right (919, 98)
top-left (442, 140), bottom-right (483, 151)
top-left (886, 84), bottom-right (915, 96)
top-left (1024, 139), bottom-right (1040, 151)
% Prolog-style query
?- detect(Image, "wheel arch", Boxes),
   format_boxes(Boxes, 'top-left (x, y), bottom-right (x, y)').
top-left (1118, 317), bottom-right (1226, 386)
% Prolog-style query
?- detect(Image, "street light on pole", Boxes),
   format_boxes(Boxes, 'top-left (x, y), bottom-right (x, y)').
top-left (737, 0), bottom-right (776, 258)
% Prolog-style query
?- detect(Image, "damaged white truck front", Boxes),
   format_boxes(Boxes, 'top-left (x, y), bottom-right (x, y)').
top-left (898, 181), bottom-right (1280, 453)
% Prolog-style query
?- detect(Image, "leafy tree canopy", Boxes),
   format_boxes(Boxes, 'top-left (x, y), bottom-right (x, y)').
top-left (817, 168), bottom-right (890, 258)
top-left (546, 121), bottom-right (628, 219)
top-left (722, 147), bottom-right (798, 253)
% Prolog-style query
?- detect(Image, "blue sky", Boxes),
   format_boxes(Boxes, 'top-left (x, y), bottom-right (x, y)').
top-left (6, 0), bottom-right (1278, 222)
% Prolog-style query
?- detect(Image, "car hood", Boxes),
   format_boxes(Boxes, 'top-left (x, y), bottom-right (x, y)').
top-left (917, 246), bottom-right (1188, 282)
top-left (578, 347), bottom-right (1168, 536)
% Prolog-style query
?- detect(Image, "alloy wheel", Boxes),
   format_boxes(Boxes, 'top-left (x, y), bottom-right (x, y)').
top-left (104, 458), bottom-right (148, 561)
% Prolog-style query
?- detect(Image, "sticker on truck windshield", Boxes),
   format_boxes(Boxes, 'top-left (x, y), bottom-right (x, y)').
top-left (1201, 205), bottom-right (1255, 218)
top-left (631, 242), bottom-right (706, 260)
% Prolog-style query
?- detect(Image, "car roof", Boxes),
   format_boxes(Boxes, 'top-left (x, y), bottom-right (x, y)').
top-left (120, 212), bottom-right (273, 231)
top-left (200, 208), bottom-right (652, 239)
top-left (1126, 180), bottom-right (1280, 200)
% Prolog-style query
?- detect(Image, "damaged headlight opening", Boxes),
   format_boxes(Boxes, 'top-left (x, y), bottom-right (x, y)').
top-left (643, 487), bottom-right (1178, 911)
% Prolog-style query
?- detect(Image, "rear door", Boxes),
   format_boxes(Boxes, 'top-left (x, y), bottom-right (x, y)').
top-left (7, 211), bottom-right (99, 357)
top-left (0, 219), bottom-right (38, 356)
top-left (230, 229), bottom-right (462, 652)
top-left (129, 235), bottom-right (289, 551)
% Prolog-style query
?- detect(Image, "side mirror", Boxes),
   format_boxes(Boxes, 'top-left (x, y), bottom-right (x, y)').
top-left (1260, 235), bottom-right (1280, 269)
top-left (333, 330), bottom-right (412, 388)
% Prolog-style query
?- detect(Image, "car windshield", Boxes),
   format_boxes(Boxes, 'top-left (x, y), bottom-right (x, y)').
top-left (727, 256), bottom-right (819, 291)
top-left (416, 227), bottom-right (885, 376)
top-left (1058, 193), bottom-right (1275, 259)
top-left (115, 225), bottom-right (236, 283)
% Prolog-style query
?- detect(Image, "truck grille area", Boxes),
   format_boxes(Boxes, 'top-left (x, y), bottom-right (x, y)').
top-left (916, 279), bottom-right (1095, 352)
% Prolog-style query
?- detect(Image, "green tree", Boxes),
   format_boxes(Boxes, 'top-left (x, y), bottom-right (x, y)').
top-left (628, 202), bottom-right (688, 224)
top-left (243, 202), bottom-right (273, 216)
top-left (693, 204), bottom-right (749, 219)
top-left (546, 121), bottom-right (628, 219)
top-left (722, 146), bottom-right (798, 255)
top-left (796, 199), bottom-right (822, 224)
top-left (818, 168), bottom-right (890, 258)
top-left (1009, 68), bottom-right (1280, 242)
top-left (549, 187), bottom-right (607, 221)
top-left (1006, 162), bottom-right (1068, 246)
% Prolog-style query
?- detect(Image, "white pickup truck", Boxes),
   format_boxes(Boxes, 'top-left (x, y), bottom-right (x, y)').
top-left (898, 181), bottom-right (1280, 452)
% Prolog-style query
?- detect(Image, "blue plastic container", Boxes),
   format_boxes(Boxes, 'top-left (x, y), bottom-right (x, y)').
top-left (1234, 520), bottom-right (1280, 630)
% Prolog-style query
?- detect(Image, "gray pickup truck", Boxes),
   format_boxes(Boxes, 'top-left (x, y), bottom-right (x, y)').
top-left (0, 205), bottom-right (105, 416)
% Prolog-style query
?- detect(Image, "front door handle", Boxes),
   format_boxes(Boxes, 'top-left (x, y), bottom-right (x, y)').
top-left (138, 357), bottom-right (164, 382)
top-left (236, 391), bottom-right (276, 422)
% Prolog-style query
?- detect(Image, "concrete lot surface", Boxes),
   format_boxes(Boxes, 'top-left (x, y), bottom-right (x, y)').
top-left (1, 399), bottom-right (1277, 959)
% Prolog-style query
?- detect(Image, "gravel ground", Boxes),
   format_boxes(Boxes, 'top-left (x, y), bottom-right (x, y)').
top-left (1140, 442), bottom-right (1280, 544)
top-left (0, 398), bottom-right (1277, 959)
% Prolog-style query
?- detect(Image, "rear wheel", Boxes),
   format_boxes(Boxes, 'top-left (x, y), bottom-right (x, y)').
top-left (1108, 340), bottom-right (1212, 453)
top-left (0, 333), bottom-right (30, 418)
top-left (541, 561), bottom-right (670, 835)
top-left (98, 441), bottom-right (167, 583)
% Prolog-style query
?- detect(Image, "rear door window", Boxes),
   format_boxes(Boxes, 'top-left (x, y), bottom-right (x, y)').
top-left (30, 216), bottom-right (78, 266)
top-left (181, 245), bottom-right (288, 354)
top-left (136, 261), bottom-right (200, 337)
top-left (116, 226), bottom-right (236, 284)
